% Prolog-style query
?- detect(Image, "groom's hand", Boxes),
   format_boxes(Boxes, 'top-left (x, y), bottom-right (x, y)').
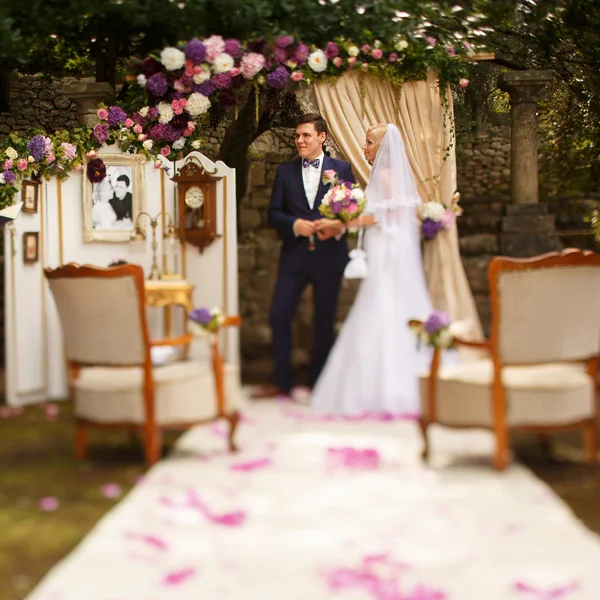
top-left (293, 219), bottom-right (316, 237)
top-left (315, 219), bottom-right (345, 241)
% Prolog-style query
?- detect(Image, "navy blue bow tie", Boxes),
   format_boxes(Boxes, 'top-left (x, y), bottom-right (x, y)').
top-left (302, 158), bottom-right (320, 169)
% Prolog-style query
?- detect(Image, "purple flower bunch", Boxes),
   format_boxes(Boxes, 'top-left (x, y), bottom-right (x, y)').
top-left (424, 310), bottom-right (451, 335)
top-left (188, 307), bottom-right (224, 333)
top-left (421, 218), bottom-right (444, 239)
top-left (409, 310), bottom-right (454, 349)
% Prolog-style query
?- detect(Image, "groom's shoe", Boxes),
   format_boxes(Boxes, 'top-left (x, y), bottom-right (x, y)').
top-left (250, 385), bottom-right (291, 400)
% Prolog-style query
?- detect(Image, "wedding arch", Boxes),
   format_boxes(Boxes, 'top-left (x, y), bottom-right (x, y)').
top-left (0, 33), bottom-right (486, 342)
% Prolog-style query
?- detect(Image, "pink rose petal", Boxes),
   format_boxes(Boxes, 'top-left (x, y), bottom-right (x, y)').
top-left (126, 531), bottom-right (168, 551)
top-left (44, 403), bottom-right (60, 420)
top-left (514, 580), bottom-right (579, 599)
top-left (101, 483), bottom-right (122, 499)
top-left (229, 457), bottom-right (273, 472)
top-left (39, 496), bottom-right (60, 511)
top-left (162, 567), bottom-right (197, 587)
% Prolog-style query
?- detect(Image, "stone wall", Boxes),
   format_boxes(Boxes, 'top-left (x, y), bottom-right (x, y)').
top-left (0, 74), bottom-right (79, 136)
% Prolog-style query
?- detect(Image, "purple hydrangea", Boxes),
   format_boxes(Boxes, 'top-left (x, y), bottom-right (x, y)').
top-left (275, 35), bottom-right (294, 48)
top-left (93, 123), bottom-right (110, 144)
top-left (185, 39), bottom-right (207, 64)
top-left (147, 107), bottom-right (159, 120)
top-left (294, 43), bottom-right (310, 65)
top-left (189, 307), bottom-right (211, 325)
top-left (424, 311), bottom-right (451, 335)
top-left (212, 73), bottom-right (232, 89)
top-left (325, 42), bottom-right (339, 59)
top-left (27, 135), bottom-right (46, 161)
top-left (3, 170), bottom-right (16, 185)
top-left (224, 38), bottom-right (241, 58)
top-left (147, 72), bottom-right (168, 97)
top-left (421, 218), bottom-right (443, 240)
top-left (331, 201), bottom-right (343, 214)
top-left (267, 66), bottom-right (289, 89)
top-left (107, 106), bottom-right (127, 127)
top-left (193, 81), bottom-right (215, 96)
top-left (147, 123), bottom-right (182, 143)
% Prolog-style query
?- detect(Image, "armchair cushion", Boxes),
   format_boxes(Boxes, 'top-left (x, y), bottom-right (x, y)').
top-left (421, 359), bottom-right (593, 428)
top-left (73, 360), bottom-right (244, 426)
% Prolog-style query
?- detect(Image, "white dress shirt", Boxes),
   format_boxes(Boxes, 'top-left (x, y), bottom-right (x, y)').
top-left (302, 152), bottom-right (324, 210)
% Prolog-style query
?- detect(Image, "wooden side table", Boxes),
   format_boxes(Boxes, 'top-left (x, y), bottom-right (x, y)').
top-left (144, 280), bottom-right (194, 353)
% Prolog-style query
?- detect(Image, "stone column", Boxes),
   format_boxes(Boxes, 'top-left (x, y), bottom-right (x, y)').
top-left (499, 70), bottom-right (553, 204)
top-left (61, 81), bottom-right (115, 127)
top-left (497, 70), bottom-right (562, 257)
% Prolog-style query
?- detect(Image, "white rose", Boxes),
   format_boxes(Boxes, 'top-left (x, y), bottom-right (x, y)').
top-left (191, 140), bottom-right (202, 149)
top-left (0, 173), bottom-right (5, 184)
top-left (137, 74), bottom-right (147, 87)
top-left (160, 47), bottom-right (186, 71)
top-left (158, 102), bottom-right (174, 124)
top-left (192, 67), bottom-right (211, 84)
top-left (334, 189), bottom-right (346, 203)
top-left (347, 45), bottom-right (359, 57)
top-left (186, 92), bottom-right (211, 117)
top-left (351, 188), bottom-right (364, 200)
top-left (173, 137), bottom-right (186, 150)
top-left (437, 328), bottom-right (454, 349)
top-left (139, 106), bottom-right (149, 118)
top-left (142, 140), bottom-right (153, 150)
top-left (308, 49), bottom-right (328, 72)
top-left (5, 147), bottom-right (18, 160)
top-left (395, 39), bottom-right (409, 51)
top-left (212, 53), bottom-right (234, 73)
top-left (421, 201), bottom-right (445, 222)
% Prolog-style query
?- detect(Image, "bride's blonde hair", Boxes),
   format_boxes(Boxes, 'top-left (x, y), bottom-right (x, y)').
top-left (367, 123), bottom-right (388, 155)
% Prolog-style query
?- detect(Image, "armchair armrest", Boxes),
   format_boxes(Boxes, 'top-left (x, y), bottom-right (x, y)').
top-left (150, 333), bottom-right (193, 347)
top-left (221, 315), bottom-right (241, 328)
top-left (452, 337), bottom-right (492, 350)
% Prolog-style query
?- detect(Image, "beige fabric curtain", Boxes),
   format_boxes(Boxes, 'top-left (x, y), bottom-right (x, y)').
top-left (308, 70), bottom-right (483, 343)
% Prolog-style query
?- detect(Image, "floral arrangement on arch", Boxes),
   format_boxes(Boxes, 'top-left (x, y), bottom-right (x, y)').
top-left (418, 192), bottom-right (463, 240)
top-left (133, 32), bottom-right (477, 124)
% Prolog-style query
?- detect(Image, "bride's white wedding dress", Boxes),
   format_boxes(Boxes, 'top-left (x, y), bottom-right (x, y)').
top-left (311, 125), bottom-right (432, 416)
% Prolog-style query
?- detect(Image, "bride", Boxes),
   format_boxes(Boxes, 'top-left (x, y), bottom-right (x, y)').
top-left (311, 123), bottom-right (432, 416)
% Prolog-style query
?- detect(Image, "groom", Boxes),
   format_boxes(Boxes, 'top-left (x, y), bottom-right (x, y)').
top-left (261, 113), bottom-right (356, 399)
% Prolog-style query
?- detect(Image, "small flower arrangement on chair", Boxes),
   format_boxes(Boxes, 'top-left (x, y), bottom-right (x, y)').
top-left (188, 307), bottom-right (225, 337)
top-left (418, 192), bottom-right (463, 240)
top-left (409, 310), bottom-right (455, 349)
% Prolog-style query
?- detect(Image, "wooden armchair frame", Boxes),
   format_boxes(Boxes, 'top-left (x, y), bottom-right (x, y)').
top-left (420, 248), bottom-right (600, 470)
top-left (45, 263), bottom-right (241, 465)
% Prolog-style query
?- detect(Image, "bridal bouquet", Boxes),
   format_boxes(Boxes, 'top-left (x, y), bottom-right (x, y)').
top-left (418, 192), bottom-right (463, 240)
top-left (409, 311), bottom-right (455, 349)
top-left (188, 306), bottom-right (225, 336)
top-left (319, 170), bottom-right (367, 225)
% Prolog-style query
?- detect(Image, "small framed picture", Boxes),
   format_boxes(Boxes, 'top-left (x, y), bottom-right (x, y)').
top-left (22, 180), bottom-right (39, 214)
top-left (23, 232), bottom-right (39, 264)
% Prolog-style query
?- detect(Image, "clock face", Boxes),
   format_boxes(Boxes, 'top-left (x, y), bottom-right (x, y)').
top-left (185, 186), bottom-right (204, 210)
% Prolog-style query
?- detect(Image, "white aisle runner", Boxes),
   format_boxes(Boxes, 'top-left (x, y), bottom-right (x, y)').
top-left (28, 401), bottom-right (600, 600)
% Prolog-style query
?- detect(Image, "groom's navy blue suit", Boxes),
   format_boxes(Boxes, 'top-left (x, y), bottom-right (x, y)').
top-left (268, 155), bottom-right (356, 393)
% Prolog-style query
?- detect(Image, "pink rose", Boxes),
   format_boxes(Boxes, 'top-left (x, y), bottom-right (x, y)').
top-left (17, 159), bottom-right (27, 171)
top-left (187, 121), bottom-right (196, 132)
top-left (174, 80), bottom-right (185, 92)
top-left (124, 118), bottom-right (134, 128)
top-left (161, 146), bottom-right (171, 157)
top-left (291, 72), bottom-right (304, 82)
top-left (193, 65), bottom-right (204, 74)
top-left (426, 36), bottom-right (437, 47)
top-left (179, 98), bottom-right (188, 108)
top-left (154, 160), bottom-right (163, 169)
top-left (361, 63), bottom-right (369, 72)
top-left (230, 67), bottom-right (241, 77)
top-left (346, 202), bottom-right (358, 213)
top-left (388, 53), bottom-right (398, 62)
top-left (97, 108), bottom-right (108, 120)
top-left (361, 44), bottom-right (371, 53)
top-left (86, 150), bottom-right (98, 158)
top-left (133, 124), bottom-right (143, 134)
top-left (3, 159), bottom-right (12, 170)
top-left (459, 78), bottom-right (469, 89)
top-left (348, 57), bottom-right (357, 67)
top-left (183, 129), bottom-right (193, 137)
top-left (371, 48), bottom-right (383, 59)
top-left (333, 57), bottom-right (343, 68)
top-left (46, 154), bottom-right (56, 164)
top-left (137, 134), bottom-right (147, 141)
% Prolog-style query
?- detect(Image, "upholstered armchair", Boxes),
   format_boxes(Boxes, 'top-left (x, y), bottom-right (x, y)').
top-left (45, 263), bottom-right (243, 465)
top-left (419, 249), bottom-right (600, 470)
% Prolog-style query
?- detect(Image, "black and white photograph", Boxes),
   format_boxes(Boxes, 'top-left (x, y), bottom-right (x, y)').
top-left (82, 153), bottom-right (146, 242)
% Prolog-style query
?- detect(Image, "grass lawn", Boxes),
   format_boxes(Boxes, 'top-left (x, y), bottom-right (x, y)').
top-left (1, 401), bottom-right (599, 600)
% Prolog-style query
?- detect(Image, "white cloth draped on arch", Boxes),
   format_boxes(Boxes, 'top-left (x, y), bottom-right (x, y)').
top-left (297, 71), bottom-right (483, 345)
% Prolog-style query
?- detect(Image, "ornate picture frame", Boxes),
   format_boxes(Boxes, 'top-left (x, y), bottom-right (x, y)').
top-left (22, 180), bottom-right (39, 214)
top-left (82, 153), bottom-right (147, 242)
top-left (23, 231), bottom-right (39, 264)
